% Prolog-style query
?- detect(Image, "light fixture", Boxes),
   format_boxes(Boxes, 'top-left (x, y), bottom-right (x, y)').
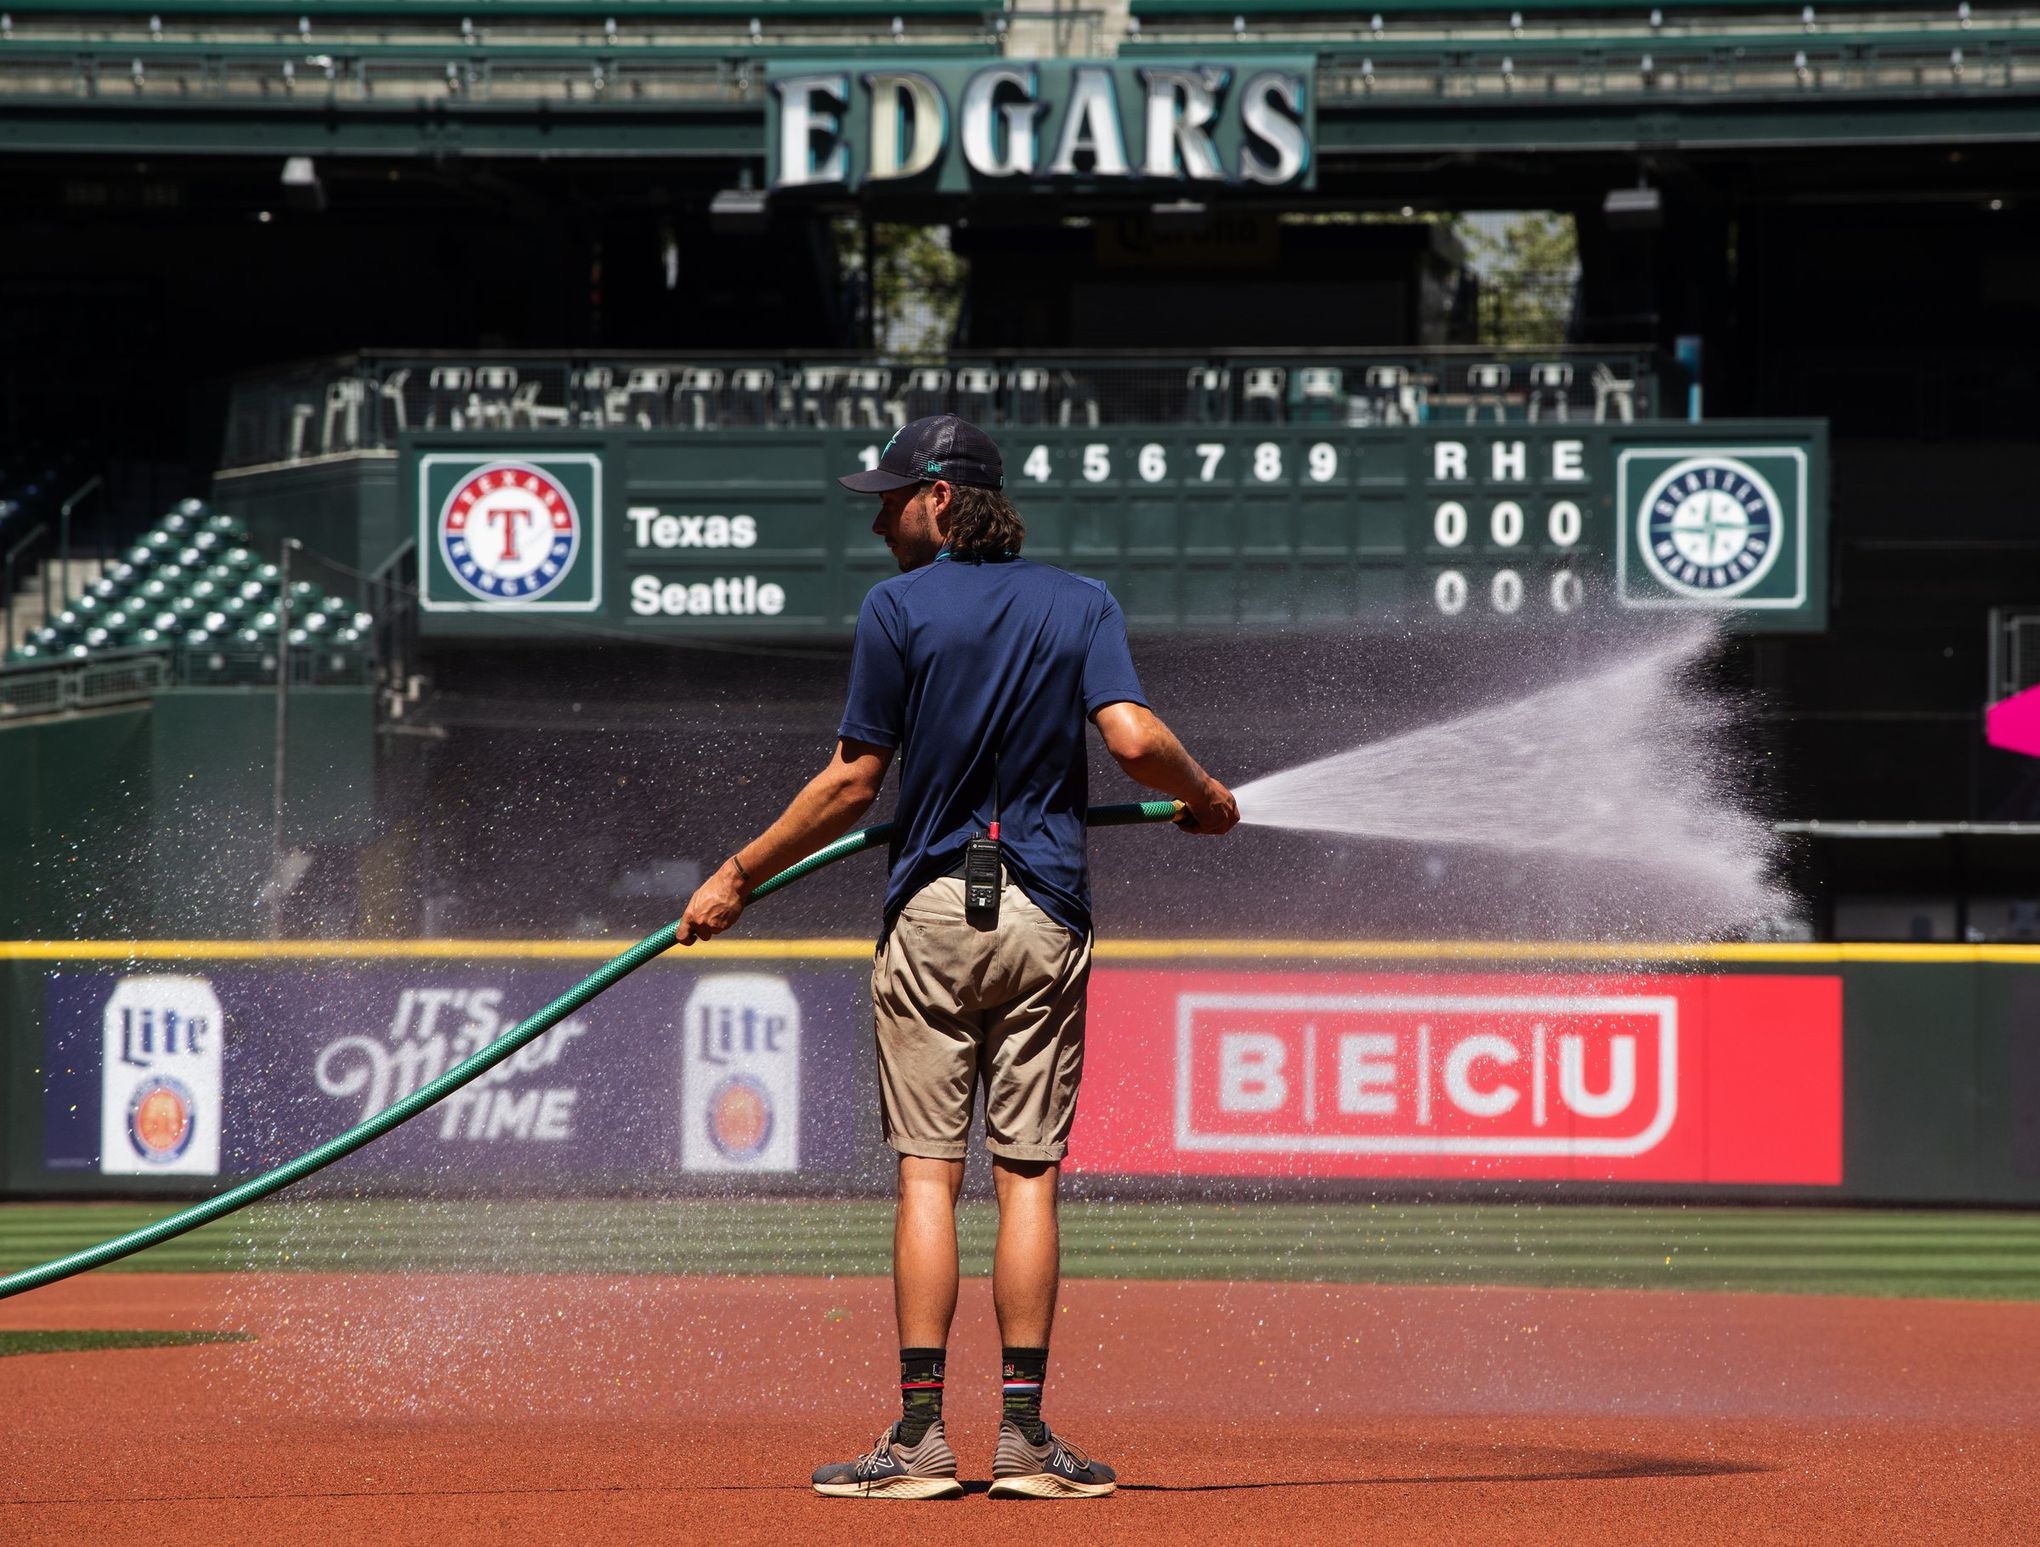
top-left (1603, 185), bottom-right (1663, 229)
top-left (281, 154), bottom-right (325, 213)
top-left (1149, 199), bottom-right (1209, 234)
top-left (710, 186), bottom-right (770, 233)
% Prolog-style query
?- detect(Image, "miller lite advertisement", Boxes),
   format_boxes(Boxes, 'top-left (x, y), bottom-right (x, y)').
top-left (680, 975), bottom-right (802, 1174)
top-left (1069, 969), bottom-right (1843, 1186)
top-left (96, 975), bottom-right (225, 1176)
top-left (43, 966), bottom-right (855, 1187)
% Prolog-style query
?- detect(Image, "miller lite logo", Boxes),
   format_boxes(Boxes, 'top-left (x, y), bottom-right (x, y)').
top-left (438, 460), bottom-right (581, 603)
top-left (680, 975), bottom-right (801, 1173)
top-left (99, 975), bottom-right (224, 1175)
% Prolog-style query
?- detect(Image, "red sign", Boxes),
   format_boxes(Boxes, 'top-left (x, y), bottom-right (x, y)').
top-left (1069, 970), bottom-right (1842, 1185)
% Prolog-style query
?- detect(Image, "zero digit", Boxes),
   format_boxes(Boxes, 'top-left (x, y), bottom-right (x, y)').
top-left (1550, 569), bottom-right (1584, 613)
top-left (1490, 501), bottom-right (1525, 548)
top-left (1435, 569), bottom-right (1468, 616)
top-left (1433, 502), bottom-right (1468, 548)
top-left (1491, 569), bottom-right (1524, 614)
top-left (1548, 500), bottom-right (1583, 547)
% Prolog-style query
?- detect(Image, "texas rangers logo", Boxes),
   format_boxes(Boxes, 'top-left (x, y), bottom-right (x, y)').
top-left (1635, 456), bottom-right (1783, 599)
top-left (438, 461), bottom-right (581, 603)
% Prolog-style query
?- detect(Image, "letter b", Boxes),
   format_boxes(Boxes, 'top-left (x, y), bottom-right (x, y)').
top-left (1219, 1032), bottom-right (1287, 1113)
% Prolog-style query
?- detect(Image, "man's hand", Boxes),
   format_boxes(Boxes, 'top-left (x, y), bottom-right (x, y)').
top-left (1177, 777), bottom-right (1240, 836)
top-left (679, 858), bottom-right (749, 946)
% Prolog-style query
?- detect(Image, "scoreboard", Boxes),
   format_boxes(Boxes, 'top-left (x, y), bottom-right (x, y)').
top-left (407, 421), bottom-right (1828, 639)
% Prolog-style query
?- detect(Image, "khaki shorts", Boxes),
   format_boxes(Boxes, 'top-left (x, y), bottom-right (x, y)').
top-left (872, 875), bottom-right (1092, 1163)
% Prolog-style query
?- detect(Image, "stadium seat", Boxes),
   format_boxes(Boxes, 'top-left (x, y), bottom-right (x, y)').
top-left (954, 366), bottom-right (998, 423)
top-left (901, 367), bottom-right (951, 421)
top-left (321, 378), bottom-right (366, 453)
top-left (1466, 362), bottom-right (1513, 423)
top-left (1187, 366), bottom-right (1232, 424)
top-left (425, 367), bottom-right (472, 429)
top-left (1592, 362), bottom-right (1638, 422)
top-left (1528, 362), bottom-right (1574, 422)
top-left (673, 367), bottom-right (722, 430)
top-left (1242, 366), bottom-right (1287, 423)
top-left (844, 367), bottom-right (891, 430)
top-left (624, 366), bottom-right (672, 429)
top-left (572, 365), bottom-right (619, 427)
top-left (1297, 365), bottom-right (1344, 424)
top-left (1055, 370), bottom-right (1102, 428)
top-left (378, 368), bottom-right (413, 435)
top-left (470, 366), bottom-right (519, 429)
top-left (797, 366), bottom-right (845, 428)
top-left (723, 367), bottom-right (778, 427)
top-left (509, 378), bottom-right (570, 429)
top-left (1009, 367), bottom-right (1051, 426)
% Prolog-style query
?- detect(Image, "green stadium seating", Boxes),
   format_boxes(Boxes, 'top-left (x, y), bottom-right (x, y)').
top-left (4, 500), bottom-right (374, 679)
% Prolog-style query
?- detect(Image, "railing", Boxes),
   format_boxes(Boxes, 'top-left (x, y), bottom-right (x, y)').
top-left (1305, 28), bottom-right (2040, 101)
top-left (219, 347), bottom-right (1663, 467)
top-left (0, 641), bottom-right (374, 721)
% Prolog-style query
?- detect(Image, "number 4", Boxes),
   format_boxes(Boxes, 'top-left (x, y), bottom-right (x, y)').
top-left (1196, 443), bottom-right (1225, 481)
top-left (1023, 445), bottom-right (1052, 482)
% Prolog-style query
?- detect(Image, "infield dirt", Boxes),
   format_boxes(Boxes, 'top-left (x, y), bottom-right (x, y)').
top-left (3, 1273), bottom-right (2035, 1544)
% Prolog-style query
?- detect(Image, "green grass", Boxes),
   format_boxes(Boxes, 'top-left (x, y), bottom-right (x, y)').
top-left (0, 1329), bottom-right (253, 1358)
top-left (4, 1200), bottom-right (2040, 1301)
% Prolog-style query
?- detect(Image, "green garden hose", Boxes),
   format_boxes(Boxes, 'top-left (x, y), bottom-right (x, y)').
top-left (0, 798), bottom-right (1183, 1300)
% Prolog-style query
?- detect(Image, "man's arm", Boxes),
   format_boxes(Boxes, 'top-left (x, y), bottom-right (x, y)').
top-left (1092, 702), bottom-right (1239, 836)
top-left (678, 737), bottom-right (895, 944)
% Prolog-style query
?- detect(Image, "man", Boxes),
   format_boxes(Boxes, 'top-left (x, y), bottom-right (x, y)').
top-left (679, 414), bottom-right (1238, 1500)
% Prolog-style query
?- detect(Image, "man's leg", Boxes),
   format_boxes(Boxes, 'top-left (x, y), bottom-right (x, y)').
top-left (895, 1154), bottom-right (966, 1347)
top-left (990, 1156), bottom-right (1059, 1347)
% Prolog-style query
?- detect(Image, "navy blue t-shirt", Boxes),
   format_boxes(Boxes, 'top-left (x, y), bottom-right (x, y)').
top-left (838, 553), bottom-right (1148, 940)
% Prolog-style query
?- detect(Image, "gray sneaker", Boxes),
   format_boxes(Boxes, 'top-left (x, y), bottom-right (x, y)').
top-left (811, 1420), bottom-right (963, 1499)
top-left (987, 1419), bottom-right (1118, 1498)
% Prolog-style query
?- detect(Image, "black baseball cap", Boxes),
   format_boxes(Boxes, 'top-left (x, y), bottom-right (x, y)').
top-left (838, 414), bottom-right (1005, 493)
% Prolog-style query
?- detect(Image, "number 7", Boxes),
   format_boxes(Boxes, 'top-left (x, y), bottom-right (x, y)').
top-left (1196, 443), bottom-right (1225, 481)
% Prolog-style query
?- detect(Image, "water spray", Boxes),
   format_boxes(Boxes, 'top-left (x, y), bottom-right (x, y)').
top-left (0, 800), bottom-right (1185, 1301)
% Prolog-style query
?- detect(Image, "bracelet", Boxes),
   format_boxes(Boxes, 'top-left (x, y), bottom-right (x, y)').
top-left (728, 853), bottom-right (751, 885)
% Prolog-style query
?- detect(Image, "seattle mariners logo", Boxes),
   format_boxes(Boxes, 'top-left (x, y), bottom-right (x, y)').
top-left (438, 461), bottom-right (581, 603)
top-left (1636, 456), bottom-right (1783, 599)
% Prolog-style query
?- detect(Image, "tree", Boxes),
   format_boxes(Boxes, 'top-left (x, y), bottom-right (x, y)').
top-left (1453, 212), bottom-right (1579, 347)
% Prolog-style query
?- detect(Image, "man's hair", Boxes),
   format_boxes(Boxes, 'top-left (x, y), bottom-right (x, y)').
top-left (941, 483), bottom-right (1026, 561)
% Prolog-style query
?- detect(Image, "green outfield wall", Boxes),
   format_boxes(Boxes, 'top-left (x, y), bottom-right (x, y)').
top-left (2, 941), bottom-right (2035, 1207)
top-left (0, 689), bottom-right (376, 941)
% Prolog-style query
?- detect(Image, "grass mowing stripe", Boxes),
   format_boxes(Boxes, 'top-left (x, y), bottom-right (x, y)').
top-left (0, 1330), bottom-right (254, 1358)
top-left (7, 1201), bottom-right (2040, 1302)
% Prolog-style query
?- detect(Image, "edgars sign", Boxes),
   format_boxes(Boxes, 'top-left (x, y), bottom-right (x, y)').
top-left (768, 56), bottom-right (1315, 194)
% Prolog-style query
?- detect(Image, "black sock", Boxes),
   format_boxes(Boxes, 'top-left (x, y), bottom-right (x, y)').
top-left (898, 1347), bottom-right (945, 1445)
top-left (1001, 1346), bottom-right (1048, 1443)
